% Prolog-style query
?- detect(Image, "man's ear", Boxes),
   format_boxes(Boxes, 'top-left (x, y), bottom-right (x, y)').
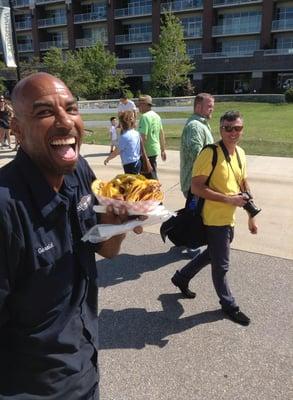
top-left (11, 117), bottom-right (23, 143)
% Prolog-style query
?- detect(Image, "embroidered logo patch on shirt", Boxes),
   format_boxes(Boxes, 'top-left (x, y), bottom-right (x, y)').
top-left (37, 242), bottom-right (54, 254)
top-left (77, 194), bottom-right (92, 212)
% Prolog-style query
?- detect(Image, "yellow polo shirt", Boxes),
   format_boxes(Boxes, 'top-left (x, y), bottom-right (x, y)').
top-left (192, 145), bottom-right (247, 226)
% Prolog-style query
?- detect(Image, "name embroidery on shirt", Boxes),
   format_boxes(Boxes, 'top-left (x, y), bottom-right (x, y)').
top-left (38, 242), bottom-right (54, 254)
top-left (77, 194), bottom-right (92, 212)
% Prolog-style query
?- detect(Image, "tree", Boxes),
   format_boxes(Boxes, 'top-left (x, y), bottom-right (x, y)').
top-left (150, 12), bottom-right (194, 97)
top-left (78, 42), bottom-right (125, 99)
top-left (0, 61), bottom-right (8, 93)
top-left (42, 43), bottom-right (125, 99)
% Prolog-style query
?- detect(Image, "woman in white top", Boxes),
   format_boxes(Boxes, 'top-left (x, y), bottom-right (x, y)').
top-left (104, 111), bottom-right (141, 174)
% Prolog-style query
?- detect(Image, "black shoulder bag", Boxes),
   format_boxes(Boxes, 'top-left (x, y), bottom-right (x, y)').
top-left (160, 144), bottom-right (218, 248)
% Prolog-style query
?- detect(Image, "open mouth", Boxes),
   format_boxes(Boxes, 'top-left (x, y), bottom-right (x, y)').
top-left (50, 136), bottom-right (78, 161)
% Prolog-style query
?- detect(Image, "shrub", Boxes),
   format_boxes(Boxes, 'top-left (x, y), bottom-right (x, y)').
top-left (284, 88), bottom-right (293, 103)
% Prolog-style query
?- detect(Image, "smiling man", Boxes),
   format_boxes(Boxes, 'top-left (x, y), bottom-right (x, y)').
top-left (172, 111), bottom-right (259, 326)
top-left (0, 73), bottom-right (141, 399)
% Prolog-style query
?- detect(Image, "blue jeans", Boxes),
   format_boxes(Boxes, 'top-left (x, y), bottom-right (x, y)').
top-left (123, 159), bottom-right (141, 174)
top-left (178, 225), bottom-right (237, 310)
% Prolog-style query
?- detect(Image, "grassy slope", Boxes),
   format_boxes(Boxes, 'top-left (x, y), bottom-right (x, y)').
top-left (82, 102), bottom-right (293, 157)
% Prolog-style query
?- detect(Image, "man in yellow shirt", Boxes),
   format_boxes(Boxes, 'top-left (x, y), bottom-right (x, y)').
top-left (171, 111), bottom-right (258, 326)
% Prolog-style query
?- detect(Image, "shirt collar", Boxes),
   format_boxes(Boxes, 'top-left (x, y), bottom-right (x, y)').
top-left (14, 149), bottom-right (79, 219)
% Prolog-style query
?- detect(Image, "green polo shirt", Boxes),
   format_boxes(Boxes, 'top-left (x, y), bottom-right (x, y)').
top-left (180, 114), bottom-right (214, 195)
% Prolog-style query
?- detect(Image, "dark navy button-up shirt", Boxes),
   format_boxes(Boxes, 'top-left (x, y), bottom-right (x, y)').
top-left (0, 149), bottom-right (100, 399)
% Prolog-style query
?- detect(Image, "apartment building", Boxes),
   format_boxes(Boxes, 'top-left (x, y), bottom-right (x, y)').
top-left (3, 0), bottom-right (293, 94)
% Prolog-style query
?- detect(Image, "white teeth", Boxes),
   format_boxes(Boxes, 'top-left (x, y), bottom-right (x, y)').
top-left (51, 137), bottom-right (76, 146)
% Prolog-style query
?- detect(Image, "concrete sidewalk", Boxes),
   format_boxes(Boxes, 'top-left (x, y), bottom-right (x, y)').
top-left (1, 144), bottom-right (292, 260)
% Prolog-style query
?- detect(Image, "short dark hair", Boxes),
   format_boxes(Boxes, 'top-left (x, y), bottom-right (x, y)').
top-left (110, 116), bottom-right (116, 122)
top-left (220, 110), bottom-right (243, 125)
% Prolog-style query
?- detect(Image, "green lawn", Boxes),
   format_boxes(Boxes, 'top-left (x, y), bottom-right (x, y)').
top-left (82, 102), bottom-right (293, 157)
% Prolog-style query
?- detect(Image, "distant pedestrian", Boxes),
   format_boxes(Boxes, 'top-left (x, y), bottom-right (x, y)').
top-left (117, 94), bottom-right (137, 118)
top-left (104, 111), bottom-right (141, 174)
top-left (138, 95), bottom-right (166, 180)
top-left (0, 95), bottom-right (14, 149)
top-left (109, 116), bottom-right (118, 153)
top-left (180, 93), bottom-right (214, 205)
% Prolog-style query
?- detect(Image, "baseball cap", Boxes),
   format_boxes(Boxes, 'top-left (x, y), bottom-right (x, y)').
top-left (138, 95), bottom-right (154, 106)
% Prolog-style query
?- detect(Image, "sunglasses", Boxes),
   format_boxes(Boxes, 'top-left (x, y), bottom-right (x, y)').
top-left (221, 125), bottom-right (243, 132)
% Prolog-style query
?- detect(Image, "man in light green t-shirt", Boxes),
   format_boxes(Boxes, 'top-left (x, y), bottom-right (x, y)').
top-left (180, 93), bottom-right (215, 200)
top-left (172, 111), bottom-right (259, 327)
top-left (138, 95), bottom-right (166, 179)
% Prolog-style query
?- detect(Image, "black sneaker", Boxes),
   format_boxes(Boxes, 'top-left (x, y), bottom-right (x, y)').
top-left (171, 274), bottom-right (196, 299)
top-left (223, 308), bottom-right (250, 326)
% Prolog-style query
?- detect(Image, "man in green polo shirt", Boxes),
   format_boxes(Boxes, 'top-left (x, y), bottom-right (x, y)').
top-left (138, 95), bottom-right (166, 180)
top-left (180, 93), bottom-right (215, 203)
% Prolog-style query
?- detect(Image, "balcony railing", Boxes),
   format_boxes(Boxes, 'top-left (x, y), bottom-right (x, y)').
top-left (14, 0), bottom-right (30, 7)
top-left (75, 37), bottom-right (108, 48)
top-left (39, 40), bottom-right (68, 50)
top-left (38, 15), bottom-right (67, 28)
top-left (183, 28), bottom-right (202, 38)
top-left (213, 0), bottom-right (262, 6)
top-left (264, 48), bottom-right (293, 56)
top-left (202, 50), bottom-right (254, 58)
top-left (115, 32), bottom-right (152, 44)
top-left (15, 20), bottom-right (32, 30)
top-left (212, 22), bottom-right (261, 36)
top-left (74, 9), bottom-right (107, 24)
top-left (117, 56), bottom-right (152, 64)
top-left (115, 4), bottom-right (152, 18)
top-left (17, 43), bottom-right (33, 52)
top-left (161, 0), bottom-right (203, 13)
top-left (271, 19), bottom-right (293, 31)
top-left (35, 0), bottom-right (65, 4)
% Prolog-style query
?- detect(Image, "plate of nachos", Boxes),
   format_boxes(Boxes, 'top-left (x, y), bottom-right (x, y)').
top-left (91, 174), bottom-right (164, 214)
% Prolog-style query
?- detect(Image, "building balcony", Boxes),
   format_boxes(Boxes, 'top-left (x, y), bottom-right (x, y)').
top-left (183, 29), bottom-right (202, 38)
top-left (161, 0), bottom-right (203, 13)
top-left (74, 9), bottom-right (107, 24)
top-left (271, 19), bottom-right (293, 32)
top-left (115, 2), bottom-right (152, 18)
top-left (213, 0), bottom-right (262, 7)
top-left (39, 40), bottom-right (68, 50)
top-left (15, 20), bottom-right (32, 31)
top-left (117, 56), bottom-right (152, 64)
top-left (17, 43), bottom-right (33, 52)
top-left (75, 37), bottom-right (108, 48)
top-left (14, 0), bottom-right (30, 7)
top-left (38, 16), bottom-right (67, 28)
top-left (115, 32), bottom-right (152, 44)
top-left (202, 50), bottom-right (254, 59)
top-left (35, 0), bottom-right (66, 4)
top-left (263, 48), bottom-right (293, 56)
top-left (212, 23), bottom-right (261, 36)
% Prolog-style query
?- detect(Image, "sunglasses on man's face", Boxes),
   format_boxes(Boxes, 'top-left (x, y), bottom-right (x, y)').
top-left (221, 125), bottom-right (243, 132)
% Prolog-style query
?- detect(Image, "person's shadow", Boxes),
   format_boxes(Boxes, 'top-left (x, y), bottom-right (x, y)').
top-left (97, 246), bottom-right (194, 288)
top-left (99, 293), bottom-right (224, 349)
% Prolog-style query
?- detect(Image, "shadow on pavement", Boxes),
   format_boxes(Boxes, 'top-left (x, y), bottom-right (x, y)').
top-left (97, 246), bottom-right (193, 288)
top-left (99, 293), bottom-right (223, 349)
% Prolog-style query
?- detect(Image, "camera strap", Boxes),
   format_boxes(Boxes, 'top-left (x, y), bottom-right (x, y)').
top-left (219, 140), bottom-right (243, 190)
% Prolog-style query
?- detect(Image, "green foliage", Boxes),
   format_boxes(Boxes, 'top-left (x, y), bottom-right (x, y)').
top-left (149, 12), bottom-right (194, 97)
top-left (78, 42), bottom-right (125, 99)
top-left (42, 43), bottom-right (125, 99)
top-left (284, 88), bottom-right (293, 103)
top-left (19, 56), bottom-right (42, 78)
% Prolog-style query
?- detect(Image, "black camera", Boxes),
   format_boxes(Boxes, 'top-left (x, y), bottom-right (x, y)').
top-left (241, 192), bottom-right (261, 217)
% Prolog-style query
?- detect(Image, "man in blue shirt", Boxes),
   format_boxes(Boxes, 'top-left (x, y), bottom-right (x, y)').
top-left (0, 72), bottom-right (142, 399)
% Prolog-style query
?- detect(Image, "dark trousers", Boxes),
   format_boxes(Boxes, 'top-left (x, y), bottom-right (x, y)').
top-left (123, 159), bottom-right (141, 174)
top-left (142, 155), bottom-right (158, 180)
top-left (178, 225), bottom-right (237, 311)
